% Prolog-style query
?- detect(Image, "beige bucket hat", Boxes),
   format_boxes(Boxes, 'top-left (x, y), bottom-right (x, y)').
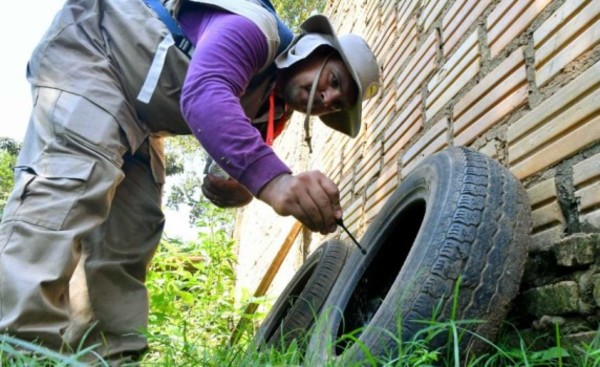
top-left (275, 14), bottom-right (381, 138)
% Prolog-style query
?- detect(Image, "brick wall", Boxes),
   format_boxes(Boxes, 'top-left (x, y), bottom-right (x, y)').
top-left (234, 0), bottom-right (600, 335)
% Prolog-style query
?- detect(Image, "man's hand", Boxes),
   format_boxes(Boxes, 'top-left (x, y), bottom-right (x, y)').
top-left (257, 171), bottom-right (343, 235)
top-left (202, 174), bottom-right (253, 208)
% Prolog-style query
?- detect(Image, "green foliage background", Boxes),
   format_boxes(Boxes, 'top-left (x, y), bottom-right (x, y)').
top-left (143, 205), bottom-right (245, 364)
top-left (273, 0), bottom-right (327, 30)
top-left (0, 138), bottom-right (20, 217)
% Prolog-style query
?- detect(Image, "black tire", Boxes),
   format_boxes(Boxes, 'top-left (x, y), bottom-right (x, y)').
top-left (306, 147), bottom-right (531, 364)
top-left (254, 239), bottom-right (349, 348)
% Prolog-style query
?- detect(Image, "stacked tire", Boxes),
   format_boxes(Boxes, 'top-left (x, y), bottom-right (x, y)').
top-left (254, 147), bottom-right (532, 364)
top-left (254, 239), bottom-right (349, 348)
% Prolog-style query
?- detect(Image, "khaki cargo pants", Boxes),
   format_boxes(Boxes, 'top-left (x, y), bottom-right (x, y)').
top-left (0, 87), bottom-right (165, 357)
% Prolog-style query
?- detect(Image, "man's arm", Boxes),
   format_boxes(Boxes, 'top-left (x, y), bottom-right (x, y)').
top-left (179, 9), bottom-right (340, 234)
top-left (179, 9), bottom-right (291, 193)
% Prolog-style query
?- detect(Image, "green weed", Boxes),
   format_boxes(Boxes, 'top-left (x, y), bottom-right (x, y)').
top-left (1, 225), bottom-right (599, 366)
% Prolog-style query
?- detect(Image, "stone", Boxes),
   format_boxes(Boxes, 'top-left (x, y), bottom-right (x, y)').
top-left (522, 281), bottom-right (580, 317)
top-left (593, 273), bottom-right (600, 307)
top-left (553, 233), bottom-right (600, 267)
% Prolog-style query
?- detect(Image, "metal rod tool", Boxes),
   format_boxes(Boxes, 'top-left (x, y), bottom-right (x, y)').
top-left (336, 218), bottom-right (366, 255)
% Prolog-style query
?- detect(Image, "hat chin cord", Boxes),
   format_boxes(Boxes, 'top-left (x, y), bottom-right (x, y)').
top-left (303, 53), bottom-right (332, 153)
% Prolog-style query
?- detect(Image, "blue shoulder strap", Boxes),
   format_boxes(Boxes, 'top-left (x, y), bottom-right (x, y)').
top-left (253, 0), bottom-right (293, 56)
top-left (142, 0), bottom-right (291, 60)
top-left (143, 0), bottom-right (293, 92)
top-left (246, 0), bottom-right (293, 91)
top-left (142, 0), bottom-right (194, 57)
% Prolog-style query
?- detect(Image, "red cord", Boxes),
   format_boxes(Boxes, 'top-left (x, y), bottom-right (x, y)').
top-left (266, 90), bottom-right (275, 146)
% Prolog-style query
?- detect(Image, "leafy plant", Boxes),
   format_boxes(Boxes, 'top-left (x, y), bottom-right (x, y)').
top-left (142, 204), bottom-right (255, 365)
top-left (2, 202), bottom-right (599, 366)
top-left (272, 0), bottom-right (327, 30)
top-left (0, 137), bottom-right (20, 216)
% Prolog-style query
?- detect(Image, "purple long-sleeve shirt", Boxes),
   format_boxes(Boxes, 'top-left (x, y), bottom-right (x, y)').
top-left (178, 7), bottom-right (292, 195)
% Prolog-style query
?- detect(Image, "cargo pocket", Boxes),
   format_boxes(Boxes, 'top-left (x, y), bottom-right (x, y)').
top-left (4, 153), bottom-right (95, 231)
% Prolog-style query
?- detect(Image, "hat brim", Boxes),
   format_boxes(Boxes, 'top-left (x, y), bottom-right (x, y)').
top-left (319, 101), bottom-right (361, 138)
top-left (299, 15), bottom-right (364, 137)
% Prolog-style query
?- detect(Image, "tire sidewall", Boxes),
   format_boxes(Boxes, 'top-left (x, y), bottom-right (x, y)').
top-left (254, 239), bottom-right (348, 347)
top-left (306, 147), bottom-right (529, 364)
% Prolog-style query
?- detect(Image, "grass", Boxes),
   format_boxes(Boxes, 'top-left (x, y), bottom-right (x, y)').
top-left (1, 231), bottom-right (599, 366)
top-left (3, 322), bottom-right (598, 366)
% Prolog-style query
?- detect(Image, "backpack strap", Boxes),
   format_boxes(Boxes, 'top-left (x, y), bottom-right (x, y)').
top-left (142, 0), bottom-right (194, 57)
top-left (252, 0), bottom-right (293, 56)
top-left (246, 0), bottom-right (293, 91)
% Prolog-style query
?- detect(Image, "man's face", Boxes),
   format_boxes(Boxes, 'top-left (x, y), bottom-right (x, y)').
top-left (277, 51), bottom-right (358, 116)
